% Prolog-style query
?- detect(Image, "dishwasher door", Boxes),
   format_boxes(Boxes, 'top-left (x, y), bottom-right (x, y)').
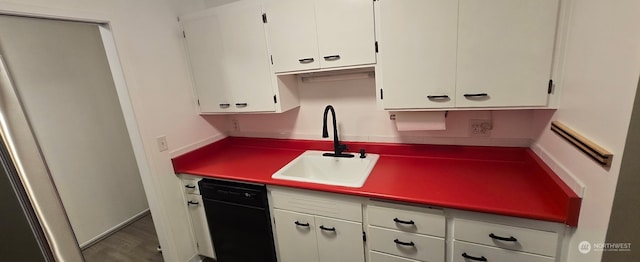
top-left (199, 179), bottom-right (277, 262)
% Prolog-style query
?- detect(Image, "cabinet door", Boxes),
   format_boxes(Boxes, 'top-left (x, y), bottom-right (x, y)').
top-left (377, 0), bottom-right (458, 109)
top-left (265, 0), bottom-right (320, 73)
top-left (182, 13), bottom-right (232, 113)
top-left (315, 216), bottom-right (365, 262)
top-left (273, 209), bottom-right (319, 262)
top-left (315, 0), bottom-right (375, 69)
top-left (186, 195), bottom-right (216, 259)
top-left (456, 0), bottom-right (559, 107)
top-left (182, 2), bottom-right (275, 113)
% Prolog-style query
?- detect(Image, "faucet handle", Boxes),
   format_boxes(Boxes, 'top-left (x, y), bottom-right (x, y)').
top-left (359, 149), bottom-right (366, 158)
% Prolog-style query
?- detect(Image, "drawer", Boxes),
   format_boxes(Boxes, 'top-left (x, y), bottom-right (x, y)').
top-left (453, 240), bottom-right (554, 262)
top-left (454, 218), bottom-right (558, 257)
top-left (368, 205), bottom-right (445, 237)
top-left (270, 187), bottom-right (362, 222)
top-left (181, 177), bottom-right (201, 195)
top-left (368, 226), bottom-right (444, 262)
top-left (369, 251), bottom-right (420, 262)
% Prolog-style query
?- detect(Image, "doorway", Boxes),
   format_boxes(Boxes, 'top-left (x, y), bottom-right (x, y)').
top-left (0, 14), bottom-right (160, 261)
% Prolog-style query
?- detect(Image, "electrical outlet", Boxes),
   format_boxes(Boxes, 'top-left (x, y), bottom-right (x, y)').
top-left (469, 119), bottom-right (492, 137)
top-left (231, 118), bottom-right (240, 132)
top-left (156, 136), bottom-right (168, 152)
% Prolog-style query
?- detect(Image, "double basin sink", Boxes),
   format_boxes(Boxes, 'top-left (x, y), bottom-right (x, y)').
top-left (272, 150), bottom-right (380, 188)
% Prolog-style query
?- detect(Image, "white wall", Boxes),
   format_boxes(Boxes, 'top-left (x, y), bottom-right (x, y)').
top-left (231, 77), bottom-right (539, 147)
top-left (0, 1), bottom-right (228, 261)
top-left (531, 0), bottom-right (640, 261)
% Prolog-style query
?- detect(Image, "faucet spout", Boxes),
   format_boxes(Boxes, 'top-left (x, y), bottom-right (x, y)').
top-left (321, 105), bottom-right (354, 158)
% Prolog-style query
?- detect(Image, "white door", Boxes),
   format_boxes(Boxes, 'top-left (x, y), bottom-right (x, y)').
top-left (182, 2), bottom-right (276, 113)
top-left (265, 0), bottom-right (320, 73)
top-left (315, 216), bottom-right (365, 262)
top-left (315, 0), bottom-right (376, 69)
top-left (182, 13), bottom-right (232, 113)
top-left (273, 209), bottom-right (319, 262)
top-left (216, 3), bottom-right (276, 112)
top-left (186, 195), bottom-right (216, 259)
top-left (456, 0), bottom-right (559, 107)
top-left (377, 0), bottom-right (458, 109)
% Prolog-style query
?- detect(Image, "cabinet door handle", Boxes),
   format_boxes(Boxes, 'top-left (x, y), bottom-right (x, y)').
top-left (187, 200), bottom-right (199, 206)
top-left (235, 103), bottom-right (248, 107)
top-left (294, 221), bottom-right (310, 227)
top-left (463, 93), bottom-right (488, 98)
top-left (489, 233), bottom-right (518, 242)
top-left (427, 95), bottom-right (450, 100)
top-left (461, 253), bottom-right (487, 261)
top-left (319, 225), bottom-right (336, 232)
top-left (219, 103), bottom-right (230, 108)
top-left (393, 218), bottom-right (415, 225)
top-left (323, 55), bottom-right (341, 61)
top-left (185, 184), bottom-right (196, 189)
top-left (393, 239), bottom-right (415, 247)
top-left (298, 58), bottom-right (315, 64)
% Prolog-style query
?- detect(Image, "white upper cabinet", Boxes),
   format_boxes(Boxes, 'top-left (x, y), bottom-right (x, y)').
top-left (456, 0), bottom-right (559, 107)
top-left (376, 0), bottom-right (458, 109)
top-left (265, 0), bottom-right (376, 73)
top-left (377, 0), bottom-right (561, 110)
top-left (181, 1), bottom-right (299, 114)
top-left (264, 0), bottom-right (320, 73)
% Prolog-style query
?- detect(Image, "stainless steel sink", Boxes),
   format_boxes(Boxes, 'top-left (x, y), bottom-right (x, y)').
top-left (271, 150), bottom-right (379, 188)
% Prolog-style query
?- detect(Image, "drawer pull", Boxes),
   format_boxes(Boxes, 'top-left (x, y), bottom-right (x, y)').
top-left (187, 200), bottom-right (199, 206)
top-left (461, 252), bottom-right (487, 261)
top-left (463, 93), bottom-right (489, 98)
top-left (427, 95), bottom-right (450, 100)
top-left (319, 225), bottom-right (336, 232)
top-left (393, 239), bottom-right (415, 247)
top-left (185, 184), bottom-right (196, 189)
top-left (489, 233), bottom-right (518, 242)
top-left (393, 218), bottom-right (415, 225)
top-left (323, 55), bottom-right (341, 61)
top-left (294, 221), bottom-right (310, 227)
top-left (219, 103), bottom-right (230, 108)
top-left (235, 103), bottom-right (248, 107)
top-left (298, 58), bottom-right (315, 64)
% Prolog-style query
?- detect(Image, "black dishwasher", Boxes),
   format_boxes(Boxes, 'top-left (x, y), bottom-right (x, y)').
top-left (199, 179), bottom-right (277, 262)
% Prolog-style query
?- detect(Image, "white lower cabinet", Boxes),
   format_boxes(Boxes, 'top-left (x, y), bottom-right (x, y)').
top-left (453, 240), bottom-right (554, 262)
top-left (266, 186), bottom-right (568, 262)
top-left (269, 187), bottom-right (365, 262)
top-left (370, 251), bottom-right (421, 262)
top-left (180, 176), bottom-right (215, 259)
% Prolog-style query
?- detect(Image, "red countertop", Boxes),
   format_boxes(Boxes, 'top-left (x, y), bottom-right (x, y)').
top-left (172, 137), bottom-right (581, 226)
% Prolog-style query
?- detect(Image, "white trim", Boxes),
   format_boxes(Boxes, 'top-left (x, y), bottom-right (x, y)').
top-left (531, 143), bottom-right (585, 197)
top-left (0, 2), bottom-right (108, 23)
top-left (80, 209), bottom-right (151, 249)
top-left (98, 25), bottom-right (180, 262)
top-left (169, 133), bottom-right (227, 158)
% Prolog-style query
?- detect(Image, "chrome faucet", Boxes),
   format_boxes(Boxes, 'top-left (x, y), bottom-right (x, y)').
top-left (322, 105), bottom-right (354, 158)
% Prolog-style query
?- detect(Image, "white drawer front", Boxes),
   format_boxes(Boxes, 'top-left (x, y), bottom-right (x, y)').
top-left (453, 240), bottom-right (554, 262)
top-left (181, 177), bottom-right (201, 195)
top-left (270, 187), bottom-right (362, 222)
top-left (369, 251), bottom-right (421, 262)
top-left (368, 205), bottom-right (445, 237)
top-left (454, 218), bottom-right (558, 257)
top-left (368, 226), bottom-right (444, 262)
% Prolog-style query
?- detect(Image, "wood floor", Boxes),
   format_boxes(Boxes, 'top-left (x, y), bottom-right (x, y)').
top-left (82, 214), bottom-right (163, 262)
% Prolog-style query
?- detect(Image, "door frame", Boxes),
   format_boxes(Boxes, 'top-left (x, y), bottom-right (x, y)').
top-left (0, 3), bottom-right (167, 261)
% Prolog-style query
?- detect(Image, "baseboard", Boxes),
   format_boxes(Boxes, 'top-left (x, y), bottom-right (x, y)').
top-left (79, 209), bottom-right (151, 249)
